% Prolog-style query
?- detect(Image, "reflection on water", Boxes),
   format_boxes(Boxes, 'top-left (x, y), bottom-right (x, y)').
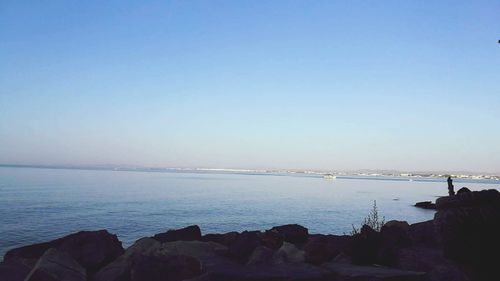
top-left (0, 167), bottom-right (498, 257)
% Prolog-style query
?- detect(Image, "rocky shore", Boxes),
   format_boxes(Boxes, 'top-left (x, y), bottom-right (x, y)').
top-left (1, 189), bottom-right (499, 281)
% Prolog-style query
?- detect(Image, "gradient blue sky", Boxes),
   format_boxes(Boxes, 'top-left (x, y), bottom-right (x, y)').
top-left (1, 1), bottom-right (499, 173)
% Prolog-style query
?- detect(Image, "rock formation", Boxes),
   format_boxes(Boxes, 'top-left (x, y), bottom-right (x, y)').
top-left (414, 201), bottom-right (436, 210)
top-left (434, 189), bottom-right (500, 280)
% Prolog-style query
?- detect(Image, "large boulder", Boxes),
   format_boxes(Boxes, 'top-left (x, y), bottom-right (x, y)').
top-left (415, 201), bottom-right (436, 210)
top-left (259, 230), bottom-right (284, 250)
top-left (93, 239), bottom-right (213, 281)
top-left (97, 240), bottom-right (238, 281)
top-left (157, 240), bottom-right (228, 258)
top-left (268, 224), bottom-right (309, 244)
top-left (248, 243), bottom-right (306, 266)
top-left (56, 230), bottom-right (124, 274)
top-left (434, 189), bottom-right (500, 268)
top-left (24, 248), bottom-right (86, 281)
top-left (380, 221), bottom-right (411, 248)
top-left (349, 225), bottom-right (382, 265)
top-left (304, 234), bottom-right (352, 265)
top-left (377, 221), bottom-right (412, 266)
top-left (273, 242), bottom-right (305, 264)
top-left (153, 225), bottom-right (202, 243)
top-left (396, 247), bottom-right (470, 281)
top-left (246, 246), bottom-right (275, 265)
top-left (456, 187), bottom-right (471, 195)
top-left (92, 238), bottom-right (161, 281)
top-left (130, 254), bottom-right (201, 281)
top-left (158, 241), bottom-right (245, 280)
top-left (201, 232), bottom-right (238, 247)
top-left (4, 230), bottom-right (124, 275)
top-left (4, 242), bottom-right (55, 268)
top-left (0, 260), bottom-right (31, 281)
top-left (227, 231), bottom-right (262, 262)
top-left (435, 189), bottom-right (500, 210)
top-left (408, 220), bottom-right (438, 247)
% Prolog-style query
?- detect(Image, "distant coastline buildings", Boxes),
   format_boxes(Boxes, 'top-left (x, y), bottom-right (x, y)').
top-left (0, 164), bottom-right (499, 181)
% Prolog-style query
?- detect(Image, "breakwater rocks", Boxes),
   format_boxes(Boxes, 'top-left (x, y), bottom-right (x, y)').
top-left (1, 189), bottom-right (499, 281)
top-left (414, 201), bottom-right (436, 210)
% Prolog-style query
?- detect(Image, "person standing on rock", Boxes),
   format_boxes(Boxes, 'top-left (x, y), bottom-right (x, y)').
top-left (447, 176), bottom-right (455, 196)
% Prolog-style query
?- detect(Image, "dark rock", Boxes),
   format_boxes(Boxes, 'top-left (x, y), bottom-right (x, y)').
top-left (415, 201), bottom-right (436, 210)
top-left (332, 252), bottom-right (351, 264)
top-left (397, 247), bottom-right (470, 281)
top-left (304, 234), bottom-right (352, 265)
top-left (435, 189), bottom-right (500, 210)
top-left (377, 221), bottom-right (412, 266)
top-left (24, 248), bottom-right (86, 281)
top-left (157, 240), bottom-right (228, 258)
top-left (130, 254), bottom-right (202, 281)
top-left (184, 252), bottom-right (243, 280)
top-left (456, 187), bottom-right (471, 195)
top-left (158, 241), bottom-right (246, 280)
top-left (94, 239), bottom-right (221, 281)
top-left (92, 238), bottom-right (161, 281)
top-left (153, 225), bottom-right (202, 243)
top-left (57, 230), bottom-right (124, 274)
top-left (246, 246), bottom-right (275, 265)
top-left (322, 262), bottom-right (428, 281)
top-left (380, 221), bottom-right (411, 248)
top-left (227, 231), bottom-right (262, 262)
top-left (183, 258), bottom-right (242, 281)
top-left (146, 240), bottom-right (229, 275)
top-left (4, 230), bottom-right (124, 274)
top-left (349, 225), bottom-right (382, 265)
top-left (4, 242), bottom-right (54, 268)
top-left (0, 260), bottom-right (31, 281)
top-left (201, 232), bottom-right (238, 247)
top-left (155, 241), bottom-right (233, 281)
top-left (247, 243), bottom-right (306, 266)
top-left (87, 233), bottom-right (445, 281)
top-left (92, 259), bottom-right (130, 281)
top-left (268, 224), bottom-right (309, 244)
top-left (434, 189), bottom-right (500, 269)
top-left (273, 242), bottom-right (305, 264)
top-left (259, 230), bottom-right (283, 250)
top-left (408, 220), bottom-right (438, 247)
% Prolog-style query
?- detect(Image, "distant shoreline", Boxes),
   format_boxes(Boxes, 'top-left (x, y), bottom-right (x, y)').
top-left (1, 163), bottom-right (499, 183)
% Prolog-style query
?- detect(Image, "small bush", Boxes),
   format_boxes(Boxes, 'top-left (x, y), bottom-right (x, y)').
top-left (350, 200), bottom-right (385, 235)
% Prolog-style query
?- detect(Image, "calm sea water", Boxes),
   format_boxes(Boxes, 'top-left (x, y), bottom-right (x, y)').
top-left (1, 167), bottom-right (499, 258)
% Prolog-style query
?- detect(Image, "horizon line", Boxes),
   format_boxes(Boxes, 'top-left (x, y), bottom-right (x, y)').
top-left (1, 163), bottom-right (499, 177)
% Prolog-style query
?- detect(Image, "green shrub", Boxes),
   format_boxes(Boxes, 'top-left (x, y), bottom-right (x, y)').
top-left (350, 200), bottom-right (385, 235)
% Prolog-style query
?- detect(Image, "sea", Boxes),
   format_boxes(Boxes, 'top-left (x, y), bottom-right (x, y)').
top-left (1, 166), bottom-right (499, 258)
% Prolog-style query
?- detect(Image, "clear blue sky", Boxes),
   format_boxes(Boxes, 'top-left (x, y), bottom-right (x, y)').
top-left (1, 1), bottom-right (499, 173)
